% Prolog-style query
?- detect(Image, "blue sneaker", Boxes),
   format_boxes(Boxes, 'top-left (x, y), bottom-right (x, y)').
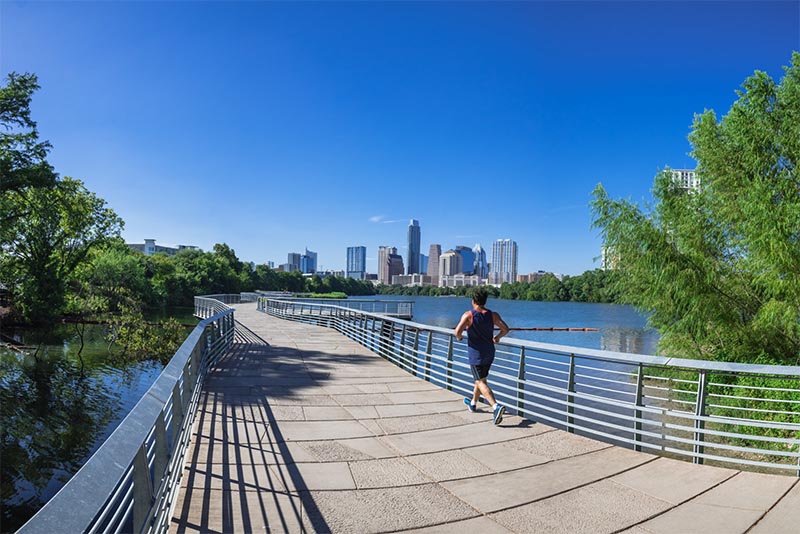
top-left (493, 404), bottom-right (506, 425)
top-left (464, 397), bottom-right (476, 412)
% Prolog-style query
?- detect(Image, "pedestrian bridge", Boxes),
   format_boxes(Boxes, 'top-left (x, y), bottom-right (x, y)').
top-left (19, 295), bottom-right (800, 533)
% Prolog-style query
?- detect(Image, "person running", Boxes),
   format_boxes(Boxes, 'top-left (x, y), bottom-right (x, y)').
top-left (454, 287), bottom-right (510, 425)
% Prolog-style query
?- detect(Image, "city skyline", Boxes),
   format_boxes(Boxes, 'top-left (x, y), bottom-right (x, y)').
top-left (4, 2), bottom-right (798, 275)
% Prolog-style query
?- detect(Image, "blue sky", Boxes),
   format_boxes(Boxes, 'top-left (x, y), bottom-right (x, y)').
top-left (2, 1), bottom-right (798, 275)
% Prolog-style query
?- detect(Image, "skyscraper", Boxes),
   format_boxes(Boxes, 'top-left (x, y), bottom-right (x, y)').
top-left (407, 219), bottom-right (421, 274)
top-left (439, 250), bottom-right (463, 280)
top-left (473, 243), bottom-right (488, 278)
top-left (427, 244), bottom-right (441, 286)
top-left (455, 246), bottom-right (475, 275)
top-left (347, 246), bottom-right (367, 279)
top-left (490, 239), bottom-right (518, 285)
top-left (379, 246), bottom-right (404, 284)
top-left (300, 249), bottom-right (317, 274)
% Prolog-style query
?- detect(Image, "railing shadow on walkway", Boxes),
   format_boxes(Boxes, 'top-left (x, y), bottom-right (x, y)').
top-left (173, 328), bottom-right (488, 533)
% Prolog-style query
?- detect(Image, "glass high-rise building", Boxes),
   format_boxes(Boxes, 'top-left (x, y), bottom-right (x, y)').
top-left (473, 243), bottom-right (488, 278)
top-left (301, 248), bottom-right (317, 274)
top-left (427, 244), bottom-right (441, 286)
top-left (456, 246), bottom-right (475, 275)
top-left (490, 239), bottom-right (518, 285)
top-left (407, 219), bottom-right (421, 274)
top-left (347, 246), bottom-right (367, 279)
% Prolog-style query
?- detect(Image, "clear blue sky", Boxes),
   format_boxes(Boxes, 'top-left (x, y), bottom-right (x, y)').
top-left (3, 1), bottom-right (798, 275)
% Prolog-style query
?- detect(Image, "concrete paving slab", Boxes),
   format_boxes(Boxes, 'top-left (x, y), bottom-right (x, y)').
top-left (302, 406), bottom-right (354, 421)
top-left (404, 516), bottom-right (513, 533)
top-left (443, 447), bottom-right (653, 513)
top-left (357, 418), bottom-right (385, 436)
top-left (383, 389), bottom-right (461, 404)
top-left (374, 400), bottom-right (463, 418)
top-left (385, 380), bottom-right (441, 393)
top-left (748, 480), bottom-right (800, 533)
top-left (406, 449), bottom-right (494, 481)
top-left (353, 382), bottom-right (393, 393)
top-left (611, 457), bottom-right (735, 505)
top-left (180, 461), bottom-right (288, 492)
top-left (268, 462), bottom-right (356, 491)
top-left (349, 457), bottom-right (432, 488)
top-left (264, 394), bottom-right (339, 406)
top-left (633, 502), bottom-right (763, 534)
top-left (170, 487), bottom-right (308, 534)
top-left (463, 441), bottom-right (552, 472)
top-left (693, 470), bottom-right (796, 511)
top-left (376, 413), bottom-right (472, 434)
top-left (491, 478), bottom-right (670, 534)
top-left (331, 393), bottom-right (393, 406)
top-left (276, 420), bottom-right (376, 441)
top-left (343, 405), bottom-right (381, 419)
top-left (504, 427), bottom-right (610, 459)
top-left (378, 418), bottom-right (535, 455)
top-left (303, 485), bottom-right (478, 533)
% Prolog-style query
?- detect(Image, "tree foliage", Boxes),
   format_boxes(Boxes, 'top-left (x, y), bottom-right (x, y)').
top-left (1, 177), bottom-right (123, 324)
top-left (592, 52), bottom-right (800, 365)
top-left (0, 72), bottom-right (57, 196)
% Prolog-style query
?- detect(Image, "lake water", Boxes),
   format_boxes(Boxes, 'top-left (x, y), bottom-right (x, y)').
top-left (361, 295), bottom-right (660, 355)
top-left (0, 308), bottom-right (197, 531)
top-left (1, 299), bottom-right (656, 530)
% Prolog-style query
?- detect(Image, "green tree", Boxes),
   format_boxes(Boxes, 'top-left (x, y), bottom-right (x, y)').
top-left (0, 177), bottom-right (123, 324)
top-left (0, 72), bottom-right (57, 196)
top-left (591, 52), bottom-right (800, 365)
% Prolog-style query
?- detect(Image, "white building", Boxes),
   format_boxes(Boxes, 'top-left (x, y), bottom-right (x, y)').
top-left (438, 250), bottom-right (463, 286)
top-left (127, 239), bottom-right (198, 256)
top-left (391, 274), bottom-right (433, 287)
top-left (440, 274), bottom-right (484, 288)
top-left (670, 169), bottom-right (700, 191)
top-left (489, 239), bottom-right (518, 285)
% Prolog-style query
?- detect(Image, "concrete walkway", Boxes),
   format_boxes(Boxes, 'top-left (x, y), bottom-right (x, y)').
top-left (170, 303), bottom-right (799, 533)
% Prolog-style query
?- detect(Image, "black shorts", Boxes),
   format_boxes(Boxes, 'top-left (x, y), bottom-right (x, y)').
top-left (470, 363), bottom-right (492, 381)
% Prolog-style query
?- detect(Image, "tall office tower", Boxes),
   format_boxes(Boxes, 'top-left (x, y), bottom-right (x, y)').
top-left (301, 248), bottom-right (317, 274)
top-left (287, 252), bottom-right (302, 272)
top-left (407, 219), bottom-right (421, 274)
top-left (490, 239), bottom-right (518, 285)
top-left (388, 252), bottom-right (405, 282)
top-left (420, 254), bottom-right (428, 274)
top-left (473, 243), bottom-right (488, 278)
top-left (378, 246), bottom-right (393, 284)
top-left (455, 246), bottom-right (475, 275)
top-left (427, 244), bottom-right (441, 286)
top-left (438, 250), bottom-right (463, 281)
top-left (347, 246), bottom-right (367, 279)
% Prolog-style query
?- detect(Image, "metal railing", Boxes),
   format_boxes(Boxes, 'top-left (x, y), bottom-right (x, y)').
top-left (19, 297), bottom-right (237, 534)
top-left (266, 297), bottom-right (414, 318)
top-left (258, 297), bottom-right (800, 475)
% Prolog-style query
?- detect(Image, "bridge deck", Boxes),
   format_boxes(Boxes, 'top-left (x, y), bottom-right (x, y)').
top-left (170, 303), bottom-right (799, 533)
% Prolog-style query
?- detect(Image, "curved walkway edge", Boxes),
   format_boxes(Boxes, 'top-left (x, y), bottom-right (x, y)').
top-left (170, 302), bottom-right (799, 534)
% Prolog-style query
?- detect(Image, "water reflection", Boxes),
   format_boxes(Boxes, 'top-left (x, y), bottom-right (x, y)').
top-left (601, 327), bottom-right (658, 355)
top-left (0, 324), bottom-right (164, 531)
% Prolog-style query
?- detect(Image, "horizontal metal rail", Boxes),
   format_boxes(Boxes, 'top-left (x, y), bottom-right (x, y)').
top-left (265, 296), bottom-right (414, 318)
top-left (19, 295), bottom-right (238, 534)
top-left (258, 297), bottom-right (800, 475)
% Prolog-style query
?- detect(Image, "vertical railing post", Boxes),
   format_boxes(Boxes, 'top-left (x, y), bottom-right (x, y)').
top-left (412, 328), bottom-right (420, 377)
top-left (446, 336), bottom-right (454, 391)
top-left (425, 330), bottom-right (433, 381)
top-left (379, 320), bottom-right (393, 361)
top-left (693, 370), bottom-right (708, 464)
top-left (634, 363), bottom-right (644, 452)
top-left (133, 443), bottom-right (154, 533)
top-left (171, 383), bottom-right (184, 445)
top-left (567, 354), bottom-right (576, 432)
top-left (517, 347), bottom-right (526, 415)
top-left (400, 325), bottom-right (407, 369)
top-left (153, 411), bottom-right (169, 495)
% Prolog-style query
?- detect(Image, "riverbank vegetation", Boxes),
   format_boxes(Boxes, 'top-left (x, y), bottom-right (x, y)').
top-left (377, 269), bottom-right (619, 303)
top-left (0, 72), bottom-right (375, 360)
top-left (592, 52), bottom-right (800, 368)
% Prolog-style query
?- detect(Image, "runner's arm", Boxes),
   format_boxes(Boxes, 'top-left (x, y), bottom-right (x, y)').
top-left (493, 313), bottom-right (510, 343)
top-left (454, 311), bottom-right (471, 341)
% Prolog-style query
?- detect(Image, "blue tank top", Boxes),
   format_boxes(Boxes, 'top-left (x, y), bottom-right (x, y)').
top-left (467, 309), bottom-right (495, 365)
